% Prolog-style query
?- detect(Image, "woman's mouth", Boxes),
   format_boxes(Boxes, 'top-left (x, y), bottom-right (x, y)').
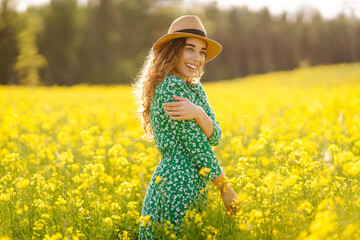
top-left (185, 63), bottom-right (197, 71)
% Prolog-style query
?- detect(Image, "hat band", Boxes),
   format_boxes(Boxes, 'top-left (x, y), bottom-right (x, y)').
top-left (173, 28), bottom-right (206, 38)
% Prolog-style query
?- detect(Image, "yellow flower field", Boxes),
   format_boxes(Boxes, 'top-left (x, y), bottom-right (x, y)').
top-left (1, 63), bottom-right (360, 239)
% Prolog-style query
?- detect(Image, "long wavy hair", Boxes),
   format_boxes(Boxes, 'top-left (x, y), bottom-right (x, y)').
top-left (133, 37), bottom-right (205, 139)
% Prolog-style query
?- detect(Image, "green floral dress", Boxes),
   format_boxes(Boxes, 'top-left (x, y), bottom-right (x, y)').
top-left (138, 73), bottom-right (223, 239)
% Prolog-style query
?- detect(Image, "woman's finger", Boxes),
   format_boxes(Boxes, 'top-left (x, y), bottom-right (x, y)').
top-left (166, 110), bottom-right (183, 115)
top-left (169, 113), bottom-right (191, 120)
top-left (163, 103), bottom-right (185, 111)
top-left (163, 102), bottom-right (180, 107)
top-left (164, 106), bottom-right (184, 112)
top-left (169, 115), bottom-right (183, 120)
top-left (163, 101), bottom-right (182, 108)
top-left (173, 95), bottom-right (188, 101)
top-left (166, 110), bottom-right (180, 117)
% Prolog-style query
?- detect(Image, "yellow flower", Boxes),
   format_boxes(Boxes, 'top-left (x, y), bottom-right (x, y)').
top-left (297, 200), bottom-right (313, 214)
top-left (344, 223), bottom-right (359, 237)
top-left (66, 227), bottom-right (73, 234)
top-left (155, 176), bottom-right (161, 184)
top-left (0, 237), bottom-right (11, 240)
top-left (55, 196), bottom-right (66, 206)
top-left (140, 215), bottom-right (151, 227)
top-left (306, 209), bottom-right (337, 239)
top-left (1, 62), bottom-right (360, 240)
top-left (103, 217), bottom-right (113, 227)
top-left (0, 193), bottom-right (10, 201)
top-left (199, 168), bottom-right (210, 176)
top-left (239, 223), bottom-right (247, 230)
top-left (49, 233), bottom-right (63, 240)
top-left (121, 230), bottom-right (129, 240)
top-left (254, 210), bottom-right (263, 218)
top-left (15, 207), bottom-right (23, 215)
top-left (16, 178), bottom-right (30, 189)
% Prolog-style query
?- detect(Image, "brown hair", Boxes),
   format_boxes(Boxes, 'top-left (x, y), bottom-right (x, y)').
top-left (132, 37), bottom-right (205, 139)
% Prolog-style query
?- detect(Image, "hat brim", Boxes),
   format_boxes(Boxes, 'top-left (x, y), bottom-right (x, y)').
top-left (153, 32), bottom-right (222, 62)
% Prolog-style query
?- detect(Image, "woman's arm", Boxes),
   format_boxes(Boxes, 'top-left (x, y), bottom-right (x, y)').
top-left (212, 172), bottom-right (241, 215)
top-left (194, 104), bottom-right (214, 139)
top-left (163, 95), bottom-right (214, 138)
top-left (196, 84), bottom-right (222, 146)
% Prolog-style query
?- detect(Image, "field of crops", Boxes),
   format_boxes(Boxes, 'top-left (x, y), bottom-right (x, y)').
top-left (1, 63), bottom-right (360, 239)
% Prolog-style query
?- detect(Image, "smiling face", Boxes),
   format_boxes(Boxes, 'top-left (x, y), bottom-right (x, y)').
top-left (172, 37), bottom-right (207, 81)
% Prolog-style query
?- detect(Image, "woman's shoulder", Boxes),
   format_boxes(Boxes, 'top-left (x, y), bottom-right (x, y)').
top-left (190, 80), bottom-right (206, 96)
top-left (162, 73), bottom-right (186, 86)
top-left (156, 74), bottom-right (188, 92)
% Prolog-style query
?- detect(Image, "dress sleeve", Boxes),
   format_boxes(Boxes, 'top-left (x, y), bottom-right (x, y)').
top-left (158, 76), bottom-right (222, 181)
top-left (197, 83), bottom-right (222, 146)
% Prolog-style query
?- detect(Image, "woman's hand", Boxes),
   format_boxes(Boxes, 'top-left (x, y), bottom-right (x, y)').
top-left (212, 173), bottom-right (241, 215)
top-left (162, 95), bottom-right (201, 120)
top-left (221, 185), bottom-right (241, 216)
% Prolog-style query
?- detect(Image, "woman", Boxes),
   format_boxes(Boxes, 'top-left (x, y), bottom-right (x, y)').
top-left (133, 15), bottom-right (240, 239)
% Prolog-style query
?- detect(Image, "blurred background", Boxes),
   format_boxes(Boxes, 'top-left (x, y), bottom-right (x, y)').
top-left (1, 0), bottom-right (360, 86)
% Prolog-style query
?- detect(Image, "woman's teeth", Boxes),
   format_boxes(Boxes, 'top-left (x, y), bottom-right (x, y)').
top-left (185, 63), bottom-right (196, 69)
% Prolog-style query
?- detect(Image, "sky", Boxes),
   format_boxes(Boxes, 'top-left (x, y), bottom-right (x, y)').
top-left (14, 0), bottom-right (360, 19)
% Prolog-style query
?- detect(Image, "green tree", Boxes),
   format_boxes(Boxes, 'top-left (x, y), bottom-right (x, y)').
top-left (2, 0), bottom-right (360, 85)
top-left (0, 0), bottom-right (18, 84)
top-left (77, 0), bottom-right (120, 84)
top-left (40, 0), bottom-right (78, 86)
top-left (14, 17), bottom-right (47, 86)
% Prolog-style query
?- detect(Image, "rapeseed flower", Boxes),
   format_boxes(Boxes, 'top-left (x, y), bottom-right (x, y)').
top-left (155, 176), bottom-right (161, 184)
top-left (199, 167), bottom-right (211, 176)
top-left (0, 63), bottom-right (359, 239)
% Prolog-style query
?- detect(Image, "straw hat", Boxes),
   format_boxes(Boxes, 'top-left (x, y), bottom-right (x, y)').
top-left (153, 15), bottom-right (222, 62)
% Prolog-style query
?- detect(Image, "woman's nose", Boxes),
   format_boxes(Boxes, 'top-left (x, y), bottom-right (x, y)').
top-left (192, 52), bottom-right (203, 61)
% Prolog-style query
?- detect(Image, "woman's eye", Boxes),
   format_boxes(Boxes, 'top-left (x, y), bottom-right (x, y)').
top-left (186, 47), bottom-right (194, 51)
top-left (200, 51), bottom-right (206, 55)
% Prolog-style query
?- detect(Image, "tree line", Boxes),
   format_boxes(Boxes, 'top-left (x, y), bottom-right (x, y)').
top-left (1, 0), bottom-right (359, 86)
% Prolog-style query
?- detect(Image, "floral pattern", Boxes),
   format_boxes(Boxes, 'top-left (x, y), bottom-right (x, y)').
top-left (138, 73), bottom-right (223, 239)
